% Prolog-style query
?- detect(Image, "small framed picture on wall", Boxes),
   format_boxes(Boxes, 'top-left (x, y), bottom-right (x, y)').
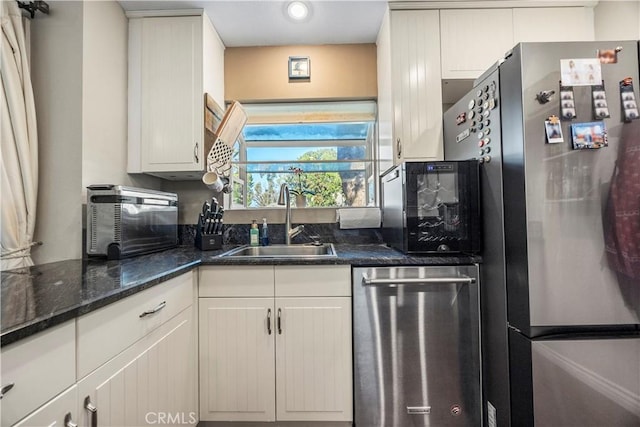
top-left (288, 56), bottom-right (310, 79)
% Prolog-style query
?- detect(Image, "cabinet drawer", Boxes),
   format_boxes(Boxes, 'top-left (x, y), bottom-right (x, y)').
top-left (77, 271), bottom-right (194, 379)
top-left (275, 266), bottom-right (351, 297)
top-left (14, 385), bottom-right (78, 427)
top-left (1, 321), bottom-right (76, 427)
top-left (199, 266), bottom-right (274, 297)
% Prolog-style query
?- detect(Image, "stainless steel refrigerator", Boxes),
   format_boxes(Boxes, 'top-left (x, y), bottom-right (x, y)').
top-left (444, 41), bottom-right (640, 427)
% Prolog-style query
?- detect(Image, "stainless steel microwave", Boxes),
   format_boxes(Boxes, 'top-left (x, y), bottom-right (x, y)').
top-left (381, 161), bottom-right (481, 254)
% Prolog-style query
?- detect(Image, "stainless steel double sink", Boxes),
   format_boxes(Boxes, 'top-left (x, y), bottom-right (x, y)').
top-left (219, 243), bottom-right (336, 258)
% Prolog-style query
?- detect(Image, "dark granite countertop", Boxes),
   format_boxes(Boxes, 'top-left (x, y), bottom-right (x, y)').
top-left (198, 244), bottom-right (481, 266)
top-left (1, 244), bottom-right (480, 347)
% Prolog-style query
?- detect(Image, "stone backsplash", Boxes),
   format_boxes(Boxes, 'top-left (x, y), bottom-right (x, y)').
top-left (179, 223), bottom-right (383, 247)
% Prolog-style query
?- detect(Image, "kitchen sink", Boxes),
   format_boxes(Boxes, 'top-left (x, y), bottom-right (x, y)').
top-left (219, 243), bottom-right (336, 258)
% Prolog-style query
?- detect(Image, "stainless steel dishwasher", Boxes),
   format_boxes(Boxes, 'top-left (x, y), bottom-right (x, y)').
top-left (353, 265), bottom-right (481, 427)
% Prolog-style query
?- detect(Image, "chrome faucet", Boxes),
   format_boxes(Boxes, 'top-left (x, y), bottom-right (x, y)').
top-left (277, 183), bottom-right (304, 245)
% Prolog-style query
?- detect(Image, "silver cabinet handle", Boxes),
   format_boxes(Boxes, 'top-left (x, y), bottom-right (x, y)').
top-left (362, 274), bottom-right (475, 286)
top-left (84, 396), bottom-right (97, 427)
top-left (139, 301), bottom-right (166, 318)
top-left (396, 138), bottom-right (402, 158)
top-left (267, 308), bottom-right (272, 335)
top-left (0, 383), bottom-right (14, 399)
top-left (277, 308), bottom-right (282, 335)
top-left (65, 412), bottom-right (78, 427)
top-left (194, 142), bottom-right (199, 163)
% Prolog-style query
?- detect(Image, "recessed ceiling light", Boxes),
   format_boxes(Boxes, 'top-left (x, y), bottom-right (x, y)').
top-left (287, 1), bottom-right (308, 20)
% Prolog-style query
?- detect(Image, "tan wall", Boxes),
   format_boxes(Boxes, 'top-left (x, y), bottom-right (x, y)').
top-left (225, 44), bottom-right (377, 102)
top-left (82, 1), bottom-right (160, 198)
top-left (31, 1), bottom-right (84, 264)
top-left (31, 1), bottom-right (162, 264)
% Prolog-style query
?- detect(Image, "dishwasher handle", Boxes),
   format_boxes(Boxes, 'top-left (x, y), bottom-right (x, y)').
top-left (361, 274), bottom-right (475, 286)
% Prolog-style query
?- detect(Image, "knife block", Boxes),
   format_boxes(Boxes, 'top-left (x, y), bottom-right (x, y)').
top-left (195, 229), bottom-right (223, 251)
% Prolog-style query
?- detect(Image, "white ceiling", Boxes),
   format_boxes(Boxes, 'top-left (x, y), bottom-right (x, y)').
top-left (119, 1), bottom-right (389, 47)
top-left (118, 0), bottom-right (600, 47)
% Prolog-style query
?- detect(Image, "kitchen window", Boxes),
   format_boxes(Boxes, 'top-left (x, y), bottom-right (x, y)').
top-left (230, 101), bottom-right (378, 209)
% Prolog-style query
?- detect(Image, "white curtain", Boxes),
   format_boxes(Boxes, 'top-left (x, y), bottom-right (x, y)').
top-left (1, 1), bottom-right (38, 270)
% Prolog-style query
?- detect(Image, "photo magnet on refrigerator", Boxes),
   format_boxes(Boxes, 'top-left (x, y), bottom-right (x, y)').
top-left (620, 77), bottom-right (639, 122)
top-left (545, 115), bottom-right (564, 144)
top-left (560, 58), bottom-right (602, 86)
top-left (597, 46), bottom-right (622, 64)
top-left (559, 84), bottom-right (576, 121)
top-left (592, 82), bottom-right (610, 120)
top-left (571, 121), bottom-right (608, 150)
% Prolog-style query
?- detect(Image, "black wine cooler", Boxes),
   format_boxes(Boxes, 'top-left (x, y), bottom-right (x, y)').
top-left (381, 161), bottom-right (481, 254)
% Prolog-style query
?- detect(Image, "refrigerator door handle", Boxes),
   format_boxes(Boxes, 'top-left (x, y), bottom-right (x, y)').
top-left (384, 168), bottom-right (400, 183)
top-left (361, 274), bottom-right (476, 286)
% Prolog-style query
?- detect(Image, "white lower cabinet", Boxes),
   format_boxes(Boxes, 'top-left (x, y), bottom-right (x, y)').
top-left (199, 298), bottom-right (276, 422)
top-left (199, 265), bottom-right (353, 423)
top-left (1, 321), bottom-right (76, 427)
top-left (76, 272), bottom-right (194, 379)
top-left (14, 385), bottom-right (78, 427)
top-left (275, 297), bottom-right (352, 422)
top-left (2, 272), bottom-right (197, 427)
top-left (77, 307), bottom-right (197, 427)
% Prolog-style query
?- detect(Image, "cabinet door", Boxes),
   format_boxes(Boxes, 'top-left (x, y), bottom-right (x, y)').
top-left (514, 7), bottom-right (594, 42)
top-left (14, 386), bottom-right (78, 427)
top-left (440, 9), bottom-right (514, 79)
top-left (199, 298), bottom-right (276, 422)
top-left (377, 9), bottom-right (394, 174)
top-left (390, 10), bottom-right (444, 162)
top-left (141, 16), bottom-right (203, 173)
top-left (77, 308), bottom-right (196, 427)
top-left (275, 297), bottom-right (353, 422)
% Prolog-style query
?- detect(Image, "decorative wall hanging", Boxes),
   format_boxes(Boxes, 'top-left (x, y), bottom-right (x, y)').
top-left (289, 56), bottom-right (310, 79)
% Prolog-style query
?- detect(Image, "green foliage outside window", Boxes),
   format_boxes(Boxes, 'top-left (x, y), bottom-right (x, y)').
top-left (246, 149), bottom-right (345, 208)
top-left (230, 102), bottom-right (376, 209)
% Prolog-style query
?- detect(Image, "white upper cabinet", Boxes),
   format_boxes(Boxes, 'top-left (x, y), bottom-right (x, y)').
top-left (514, 7), bottom-right (595, 43)
top-left (440, 9), bottom-right (514, 80)
top-left (439, 7), bottom-right (595, 80)
top-left (128, 11), bottom-right (225, 180)
top-left (141, 16), bottom-right (202, 173)
top-left (390, 10), bottom-right (444, 162)
top-left (594, 0), bottom-right (640, 41)
top-left (376, 9), bottom-right (394, 174)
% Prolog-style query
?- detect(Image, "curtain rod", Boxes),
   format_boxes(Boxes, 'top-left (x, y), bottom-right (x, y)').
top-left (17, 1), bottom-right (49, 19)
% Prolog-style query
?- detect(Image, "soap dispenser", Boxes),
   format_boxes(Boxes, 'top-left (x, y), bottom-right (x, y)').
top-left (250, 220), bottom-right (259, 246)
top-left (261, 218), bottom-right (269, 246)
